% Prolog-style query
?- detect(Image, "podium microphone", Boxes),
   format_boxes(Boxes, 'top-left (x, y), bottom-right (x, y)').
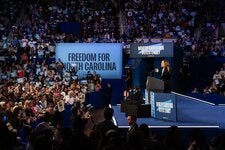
top-left (148, 70), bottom-right (155, 77)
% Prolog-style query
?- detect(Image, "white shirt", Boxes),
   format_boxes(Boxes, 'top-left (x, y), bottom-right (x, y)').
top-left (64, 95), bottom-right (75, 105)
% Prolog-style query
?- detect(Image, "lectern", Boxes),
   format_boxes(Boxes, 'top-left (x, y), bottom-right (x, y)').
top-left (145, 76), bottom-right (177, 121)
top-left (146, 76), bottom-right (164, 103)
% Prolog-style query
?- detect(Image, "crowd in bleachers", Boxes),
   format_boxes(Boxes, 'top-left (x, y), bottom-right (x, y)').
top-left (190, 14), bottom-right (225, 58)
top-left (123, 0), bottom-right (225, 58)
top-left (189, 0), bottom-right (225, 58)
top-left (24, 0), bottom-right (119, 43)
top-left (123, 0), bottom-right (197, 46)
top-left (199, 63), bottom-right (225, 95)
top-left (1, 0), bottom-right (225, 149)
top-left (192, 64), bottom-right (225, 95)
top-left (0, 0), bottom-right (22, 38)
top-left (191, 37), bottom-right (225, 58)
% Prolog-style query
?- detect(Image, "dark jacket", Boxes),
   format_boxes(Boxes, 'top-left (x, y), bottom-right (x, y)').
top-left (94, 119), bottom-right (118, 137)
top-left (161, 67), bottom-right (171, 81)
top-left (161, 68), bottom-right (172, 93)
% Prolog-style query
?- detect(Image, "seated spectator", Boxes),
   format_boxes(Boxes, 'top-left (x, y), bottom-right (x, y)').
top-left (213, 70), bottom-right (221, 85)
top-left (209, 81), bottom-right (218, 93)
top-left (192, 87), bottom-right (199, 93)
top-left (203, 86), bottom-right (210, 94)
top-left (219, 67), bottom-right (225, 76)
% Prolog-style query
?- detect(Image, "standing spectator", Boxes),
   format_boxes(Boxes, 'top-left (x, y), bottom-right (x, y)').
top-left (94, 81), bottom-right (102, 92)
top-left (70, 107), bottom-right (90, 150)
top-left (133, 86), bottom-right (144, 104)
top-left (139, 123), bottom-right (163, 150)
top-left (187, 129), bottom-right (207, 150)
top-left (103, 83), bottom-right (112, 107)
top-left (125, 69), bottom-right (132, 90)
top-left (0, 113), bottom-right (12, 150)
top-left (163, 126), bottom-right (184, 150)
top-left (127, 115), bottom-right (138, 137)
top-left (86, 71), bottom-right (93, 83)
top-left (126, 115), bottom-right (142, 150)
top-left (56, 58), bottom-right (64, 78)
top-left (93, 107), bottom-right (118, 137)
top-left (88, 80), bottom-right (95, 92)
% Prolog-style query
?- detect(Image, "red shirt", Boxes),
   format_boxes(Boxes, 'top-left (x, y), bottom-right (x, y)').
top-left (17, 70), bottom-right (24, 78)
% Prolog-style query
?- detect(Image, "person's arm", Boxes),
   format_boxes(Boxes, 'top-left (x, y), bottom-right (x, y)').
top-left (146, 78), bottom-right (148, 87)
top-left (125, 74), bottom-right (130, 81)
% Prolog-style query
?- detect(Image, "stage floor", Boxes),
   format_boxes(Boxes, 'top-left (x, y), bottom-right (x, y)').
top-left (112, 93), bottom-right (225, 129)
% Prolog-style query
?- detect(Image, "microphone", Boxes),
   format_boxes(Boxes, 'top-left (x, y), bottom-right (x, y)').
top-left (148, 70), bottom-right (154, 77)
top-left (154, 68), bottom-right (159, 73)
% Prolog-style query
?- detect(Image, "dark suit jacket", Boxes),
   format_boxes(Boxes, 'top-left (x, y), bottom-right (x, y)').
top-left (161, 67), bottom-right (171, 81)
top-left (127, 123), bottom-right (139, 139)
top-left (134, 90), bottom-right (144, 104)
top-left (94, 119), bottom-right (118, 136)
top-left (127, 122), bottom-right (139, 149)
top-left (161, 67), bottom-right (172, 93)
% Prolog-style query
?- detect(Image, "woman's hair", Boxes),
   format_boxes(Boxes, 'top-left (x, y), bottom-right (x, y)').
top-left (162, 60), bottom-right (171, 72)
top-left (163, 60), bottom-right (170, 67)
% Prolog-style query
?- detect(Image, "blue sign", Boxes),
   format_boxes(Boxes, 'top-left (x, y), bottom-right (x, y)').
top-left (56, 43), bottom-right (123, 79)
top-left (150, 92), bottom-right (156, 118)
top-left (144, 89), bottom-right (149, 104)
top-left (151, 92), bottom-right (177, 121)
top-left (130, 42), bottom-right (173, 58)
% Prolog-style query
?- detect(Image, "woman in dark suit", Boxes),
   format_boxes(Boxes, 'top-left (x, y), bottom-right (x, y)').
top-left (161, 59), bottom-right (172, 93)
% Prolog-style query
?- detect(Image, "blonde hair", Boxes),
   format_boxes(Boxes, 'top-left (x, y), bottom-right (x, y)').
top-left (163, 60), bottom-right (170, 67)
top-left (24, 100), bottom-right (31, 109)
top-left (162, 60), bottom-right (170, 71)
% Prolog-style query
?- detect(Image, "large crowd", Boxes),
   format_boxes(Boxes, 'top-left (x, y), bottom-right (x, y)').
top-left (0, 0), bottom-right (225, 149)
top-left (123, 0), bottom-right (225, 58)
top-left (124, 0), bottom-right (197, 45)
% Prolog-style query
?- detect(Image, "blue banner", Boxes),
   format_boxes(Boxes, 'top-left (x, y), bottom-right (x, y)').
top-left (130, 42), bottom-right (173, 58)
top-left (56, 43), bottom-right (123, 79)
top-left (150, 91), bottom-right (177, 121)
top-left (150, 91), bottom-right (156, 118)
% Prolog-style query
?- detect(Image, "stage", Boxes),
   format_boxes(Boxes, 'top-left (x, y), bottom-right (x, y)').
top-left (111, 92), bottom-right (225, 129)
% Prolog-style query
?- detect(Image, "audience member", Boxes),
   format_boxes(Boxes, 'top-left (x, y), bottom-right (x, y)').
top-left (126, 115), bottom-right (139, 149)
top-left (93, 107), bottom-right (118, 137)
top-left (103, 83), bottom-right (112, 107)
top-left (0, 0), bottom-right (225, 149)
